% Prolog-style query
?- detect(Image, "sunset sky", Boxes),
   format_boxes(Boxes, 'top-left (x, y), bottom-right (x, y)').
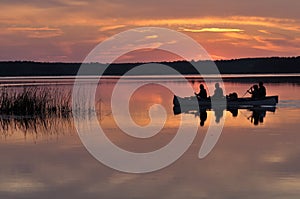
top-left (0, 0), bottom-right (299, 62)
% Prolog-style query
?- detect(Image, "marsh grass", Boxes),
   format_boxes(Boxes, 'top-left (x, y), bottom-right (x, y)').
top-left (0, 86), bottom-right (73, 137)
top-left (0, 87), bottom-right (72, 117)
top-left (0, 86), bottom-right (103, 137)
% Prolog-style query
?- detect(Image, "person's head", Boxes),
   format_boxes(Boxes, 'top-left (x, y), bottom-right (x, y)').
top-left (200, 84), bottom-right (204, 90)
top-left (259, 82), bottom-right (263, 87)
top-left (253, 85), bottom-right (258, 90)
top-left (215, 83), bottom-right (220, 88)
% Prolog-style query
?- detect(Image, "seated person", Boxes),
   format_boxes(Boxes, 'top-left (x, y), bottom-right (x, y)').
top-left (248, 85), bottom-right (259, 99)
top-left (258, 82), bottom-right (266, 98)
top-left (211, 83), bottom-right (224, 99)
top-left (195, 84), bottom-right (208, 100)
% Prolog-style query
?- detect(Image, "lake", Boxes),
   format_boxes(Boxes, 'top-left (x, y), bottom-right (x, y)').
top-left (1, 76), bottom-right (300, 199)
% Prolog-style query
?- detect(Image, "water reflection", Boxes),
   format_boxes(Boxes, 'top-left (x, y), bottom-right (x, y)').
top-left (249, 108), bottom-right (267, 125)
top-left (1, 79), bottom-right (300, 199)
top-left (174, 106), bottom-right (276, 127)
top-left (0, 79), bottom-right (280, 139)
top-left (0, 114), bottom-right (73, 139)
top-left (199, 109), bottom-right (207, 126)
top-left (195, 108), bottom-right (225, 125)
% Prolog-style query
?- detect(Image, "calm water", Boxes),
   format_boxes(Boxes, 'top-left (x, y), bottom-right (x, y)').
top-left (1, 77), bottom-right (300, 199)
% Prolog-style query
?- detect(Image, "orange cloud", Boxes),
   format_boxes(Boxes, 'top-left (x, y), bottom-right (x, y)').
top-left (98, 25), bottom-right (126, 32)
top-left (130, 16), bottom-right (299, 32)
top-left (182, 28), bottom-right (244, 33)
top-left (222, 32), bottom-right (251, 40)
top-left (258, 29), bottom-right (271, 34)
top-left (7, 27), bottom-right (63, 38)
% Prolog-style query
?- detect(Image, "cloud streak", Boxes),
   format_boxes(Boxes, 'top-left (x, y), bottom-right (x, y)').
top-left (7, 27), bottom-right (63, 38)
top-left (182, 28), bottom-right (244, 33)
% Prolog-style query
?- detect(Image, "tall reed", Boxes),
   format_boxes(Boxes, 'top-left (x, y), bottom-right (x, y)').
top-left (0, 87), bottom-right (72, 116)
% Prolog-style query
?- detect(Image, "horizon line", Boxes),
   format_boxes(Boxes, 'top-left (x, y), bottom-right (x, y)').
top-left (0, 56), bottom-right (299, 65)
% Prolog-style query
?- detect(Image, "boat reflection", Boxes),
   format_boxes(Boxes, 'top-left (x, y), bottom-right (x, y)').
top-left (173, 106), bottom-right (276, 126)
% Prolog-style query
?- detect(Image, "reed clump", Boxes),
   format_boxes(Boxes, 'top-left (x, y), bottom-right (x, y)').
top-left (0, 87), bottom-right (71, 117)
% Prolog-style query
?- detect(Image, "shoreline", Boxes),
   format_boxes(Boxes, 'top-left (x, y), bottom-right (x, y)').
top-left (1, 74), bottom-right (300, 87)
top-left (1, 57), bottom-right (300, 77)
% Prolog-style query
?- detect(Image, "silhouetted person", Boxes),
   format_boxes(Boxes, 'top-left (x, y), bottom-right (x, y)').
top-left (248, 85), bottom-right (259, 99)
top-left (212, 83), bottom-right (224, 99)
top-left (195, 84), bottom-right (208, 100)
top-left (199, 109), bottom-right (207, 126)
top-left (258, 82), bottom-right (266, 98)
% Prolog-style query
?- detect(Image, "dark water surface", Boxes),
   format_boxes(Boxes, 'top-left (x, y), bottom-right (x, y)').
top-left (1, 77), bottom-right (300, 199)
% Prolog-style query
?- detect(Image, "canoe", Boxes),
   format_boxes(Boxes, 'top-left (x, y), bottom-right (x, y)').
top-left (173, 103), bottom-right (276, 115)
top-left (173, 95), bottom-right (278, 108)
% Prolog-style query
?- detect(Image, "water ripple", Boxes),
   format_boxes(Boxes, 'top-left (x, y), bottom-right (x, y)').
top-left (278, 100), bottom-right (300, 108)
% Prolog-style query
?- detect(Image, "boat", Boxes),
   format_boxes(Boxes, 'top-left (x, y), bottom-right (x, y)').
top-left (173, 103), bottom-right (276, 115)
top-left (173, 95), bottom-right (278, 109)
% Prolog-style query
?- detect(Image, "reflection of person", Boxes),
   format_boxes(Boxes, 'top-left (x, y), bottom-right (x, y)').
top-left (228, 108), bottom-right (238, 117)
top-left (212, 83), bottom-right (224, 99)
top-left (248, 85), bottom-right (259, 99)
top-left (250, 109), bottom-right (266, 125)
top-left (214, 108), bottom-right (224, 123)
top-left (195, 84), bottom-right (208, 100)
top-left (199, 109), bottom-right (207, 126)
top-left (251, 110), bottom-right (259, 125)
top-left (258, 82), bottom-right (266, 98)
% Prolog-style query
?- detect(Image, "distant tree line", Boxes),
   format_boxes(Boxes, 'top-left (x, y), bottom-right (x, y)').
top-left (0, 57), bottom-right (299, 76)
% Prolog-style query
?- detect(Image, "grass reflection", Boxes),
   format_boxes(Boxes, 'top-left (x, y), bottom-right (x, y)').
top-left (0, 87), bottom-right (73, 138)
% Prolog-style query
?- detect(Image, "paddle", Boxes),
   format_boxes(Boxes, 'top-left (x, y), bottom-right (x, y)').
top-left (242, 87), bottom-right (252, 97)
